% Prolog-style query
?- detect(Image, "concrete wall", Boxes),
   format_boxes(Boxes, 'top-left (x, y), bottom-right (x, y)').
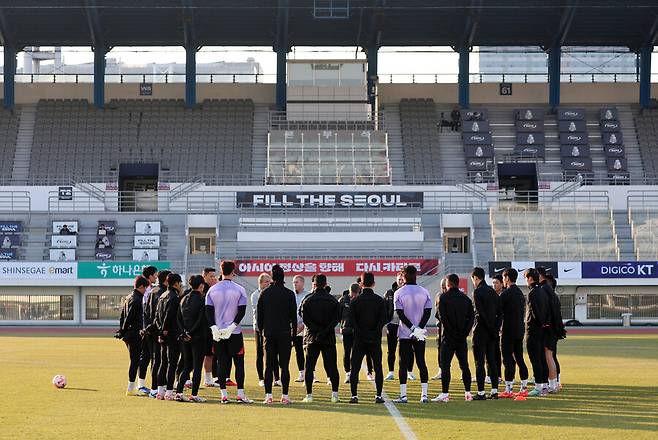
top-left (1, 81), bottom-right (656, 105)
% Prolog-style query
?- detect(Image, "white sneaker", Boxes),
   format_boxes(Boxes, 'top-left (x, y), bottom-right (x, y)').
top-left (407, 371), bottom-right (416, 381)
top-left (295, 372), bottom-right (305, 383)
top-left (464, 391), bottom-right (473, 401)
top-left (274, 380), bottom-right (282, 387)
top-left (485, 376), bottom-right (491, 384)
top-left (384, 372), bottom-right (395, 381)
top-left (258, 380), bottom-right (264, 387)
top-left (326, 378), bottom-right (332, 385)
top-left (432, 393), bottom-right (449, 403)
top-left (344, 372), bottom-right (351, 384)
top-left (366, 373), bottom-right (374, 381)
top-left (313, 375), bottom-right (320, 384)
top-left (431, 372), bottom-right (442, 380)
top-left (420, 395), bottom-right (429, 404)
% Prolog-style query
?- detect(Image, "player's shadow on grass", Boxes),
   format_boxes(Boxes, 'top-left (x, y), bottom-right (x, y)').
top-left (64, 387), bottom-right (98, 392)
top-left (390, 383), bottom-right (658, 432)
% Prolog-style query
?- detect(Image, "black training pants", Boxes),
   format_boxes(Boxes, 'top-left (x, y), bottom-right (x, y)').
top-left (293, 335), bottom-right (305, 372)
top-left (494, 336), bottom-right (502, 380)
top-left (158, 339), bottom-right (180, 390)
top-left (350, 340), bottom-right (383, 397)
top-left (256, 330), bottom-right (279, 381)
top-left (138, 334), bottom-right (152, 382)
top-left (527, 330), bottom-right (548, 384)
top-left (501, 336), bottom-right (529, 382)
top-left (439, 338), bottom-right (471, 394)
top-left (386, 323), bottom-right (414, 373)
top-left (149, 336), bottom-right (161, 389)
top-left (398, 338), bottom-right (428, 384)
top-left (176, 337), bottom-right (205, 395)
top-left (264, 334), bottom-right (292, 395)
top-left (214, 333), bottom-right (245, 389)
top-left (124, 336), bottom-right (142, 383)
top-left (343, 333), bottom-right (373, 374)
top-left (473, 331), bottom-right (499, 392)
top-left (305, 342), bottom-right (339, 394)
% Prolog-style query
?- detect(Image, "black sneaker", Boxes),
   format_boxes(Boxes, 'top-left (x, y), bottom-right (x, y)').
top-left (375, 396), bottom-right (385, 404)
top-left (489, 393), bottom-right (499, 400)
top-left (473, 393), bottom-right (487, 401)
top-left (349, 396), bottom-right (359, 404)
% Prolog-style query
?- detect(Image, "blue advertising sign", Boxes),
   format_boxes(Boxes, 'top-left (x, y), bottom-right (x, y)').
top-left (581, 261), bottom-right (658, 279)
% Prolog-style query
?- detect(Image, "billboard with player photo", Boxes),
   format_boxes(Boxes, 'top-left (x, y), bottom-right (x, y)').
top-left (135, 221), bottom-right (161, 235)
top-left (133, 249), bottom-right (159, 261)
top-left (52, 221), bottom-right (79, 235)
top-left (50, 249), bottom-right (76, 262)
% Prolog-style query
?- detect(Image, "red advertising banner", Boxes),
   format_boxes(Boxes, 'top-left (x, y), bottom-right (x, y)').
top-left (235, 259), bottom-right (440, 277)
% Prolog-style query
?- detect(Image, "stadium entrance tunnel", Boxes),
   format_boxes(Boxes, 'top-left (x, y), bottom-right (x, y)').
top-left (118, 163), bottom-right (159, 212)
top-left (497, 162), bottom-right (539, 204)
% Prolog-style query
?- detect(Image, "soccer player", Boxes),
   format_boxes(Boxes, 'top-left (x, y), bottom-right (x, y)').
top-left (137, 265), bottom-right (157, 394)
top-left (384, 272), bottom-right (415, 381)
top-left (486, 274), bottom-right (504, 386)
top-left (155, 273), bottom-right (183, 401)
top-left (348, 272), bottom-right (387, 404)
top-left (292, 275), bottom-right (308, 382)
top-left (251, 272), bottom-right (279, 387)
top-left (470, 267), bottom-right (501, 400)
top-left (201, 267), bottom-right (225, 388)
top-left (118, 275), bottom-right (149, 397)
top-left (498, 268), bottom-right (529, 399)
top-left (174, 274), bottom-right (207, 403)
top-left (433, 274), bottom-right (474, 403)
top-left (524, 268), bottom-right (550, 397)
top-left (538, 269), bottom-right (566, 393)
top-left (299, 273), bottom-right (341, 403)
top-left (340, 283), bottom-right (374, 384)
top-left (257, 264), bottom-right (297, 404)
top-left (431, 277), bottom-right (448, 381)
top-left (144, 269), bottom-right (169, 396)
top-left (393, 265), bottom-right (432, 404)
top-left (205, 260), bottom-right (252, 404)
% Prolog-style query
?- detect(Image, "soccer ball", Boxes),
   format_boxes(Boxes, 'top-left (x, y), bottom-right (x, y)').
top-left (52, 374), bottom-right (67, 388)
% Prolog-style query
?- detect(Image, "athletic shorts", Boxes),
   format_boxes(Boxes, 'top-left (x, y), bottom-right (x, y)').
top-left (544, 331), bottom-right (558, 351)
top-left (215, 333), bottom-right (245, 358)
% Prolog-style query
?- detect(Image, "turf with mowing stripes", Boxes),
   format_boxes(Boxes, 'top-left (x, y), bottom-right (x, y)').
top-left (1, 334), bottom-right (656, 439)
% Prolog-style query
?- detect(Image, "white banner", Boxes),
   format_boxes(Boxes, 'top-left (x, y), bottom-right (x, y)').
top-left (134, 235), bottom-right (160, 248)
top-left (135, 221), bottom-right (161, 235)
top-left (51, 235), bottom-right (77, 248)
top-left (0, 262), bottom-right (77, 280)
top-left (52, 221), bottom-right (79, 234)
top-left (133, 249), bottom-right (159, 261)
top-left (50, 249), bottom-right (76, 262)
top-left (558, 261), bottom-right (583, 279)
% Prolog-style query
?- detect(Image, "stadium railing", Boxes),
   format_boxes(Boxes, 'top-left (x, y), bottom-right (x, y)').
top-left (0, 191), bottom-right (32, 212)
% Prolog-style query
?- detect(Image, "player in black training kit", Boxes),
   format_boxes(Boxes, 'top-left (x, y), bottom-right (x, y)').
top-left (524, 268), bottom-right (550, 397)
top-left (470, 267), bottom-right (501, 400)
top-left (174, 275), bottom-right (208, 403)
top-left (154, 273), bottom-right (183, 401)
top-left (118, 275), bottom-right (149, 397)
top-left (433, 274), bottom-right (474, 403)
top-left (348, 272), bottom-right (387, 404)
top-left (136, 266), bottom-right (157, 394)
top-left (144, 270), bottom-right (170, 396)
top-left (299, 274), bottom-right (341, 403)
top-left (257, 264), bottom-right (297, 405)
top-left (498, 268), bottom-right (529, 398)
top-left (538, 268), bottom-right (566, 393)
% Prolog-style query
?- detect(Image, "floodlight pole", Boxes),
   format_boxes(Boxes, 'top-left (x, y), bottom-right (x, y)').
top-left (3, 46), bottom-right (16, 109)
top-left (275, 48), bottom-right (287, 111)
top-left (548, 45), bottom-right (561, 109)
top-left (93, 47), bottom-right (106, 109)
top-left (458, 47), bottom-right (470, 108)
top-left (640, 46), bottom-right (652, 109)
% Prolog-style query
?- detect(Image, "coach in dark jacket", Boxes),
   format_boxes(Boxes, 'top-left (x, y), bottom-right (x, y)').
top-left (525, 268), bottom-right (550, 395)
top-left (175, 274), bottom-right (207, 398)
top-left (258, 264), bottom-right (297, 399)
top-left (470, 267), bottom-right (500, 398)
top-left (155, 273), bottom-right (183, 394)
top-left (499, 268), bottom-right (529, 389)
top-left (437, 274), bottom-right (473, 396)
top-left (299, 274), bottom-right (341, 397)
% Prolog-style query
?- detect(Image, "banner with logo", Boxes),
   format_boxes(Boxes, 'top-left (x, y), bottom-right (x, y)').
top-left (133, 249), bottom-right (159, 261)
top-left (97, 221), bottom-right (117, 235)
top-left (516, 109), bottom-right (545, 121)
top-left (0, 262), bottom-right (76, 279)
top-left (50, 249), bottom-right (76, 262)
top-left (235, 259), bottom-right (440, 277)
top-left (78, 261), bottom-right (170, 279)
top-left (53, 221), bottom-right (79, 234)
top-left (0, 249), bottom-right (17, 260)
top-left (0, 235), bottom-right (20, 248)
top-left (135, 221), bottom-right (161, 235)
top-left (0, 221), bottom-right (23, 233)
top-left (558, 108), bottom-right (585, 121)
top-left (51, 235), bottom-right (77, 249)
top-left (581, 261), bottom-right (658, 279)
top-left (237, 192), bottom-right (423, 209)
top-left (134, 235), bottom-right (160, 248)
top-left (95, 249), bottom-right (114, 260)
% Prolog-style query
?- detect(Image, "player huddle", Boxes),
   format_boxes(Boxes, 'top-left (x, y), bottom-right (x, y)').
top-left (116, 261), bottom-right (565, 404)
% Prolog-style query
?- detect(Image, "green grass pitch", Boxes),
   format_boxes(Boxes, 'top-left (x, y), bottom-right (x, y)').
top-left (1, 333), bottom-right (657, 439)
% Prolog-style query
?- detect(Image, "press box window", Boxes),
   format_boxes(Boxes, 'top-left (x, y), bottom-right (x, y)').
top-left (0, 295), bottom-right (73, 320)
top-left (86, 295), bottom-right (124, 320)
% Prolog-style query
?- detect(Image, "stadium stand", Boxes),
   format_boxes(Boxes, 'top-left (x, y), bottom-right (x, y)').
top-left (0, 109), bottom-right (19, 181)
top-left (634, 107), bottom-right (658, 178)
top-left (30, 99), bottom-right (254, 182)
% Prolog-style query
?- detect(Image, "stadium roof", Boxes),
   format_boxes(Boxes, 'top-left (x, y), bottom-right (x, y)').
top-left (0, 1), bottom-right (657, 51)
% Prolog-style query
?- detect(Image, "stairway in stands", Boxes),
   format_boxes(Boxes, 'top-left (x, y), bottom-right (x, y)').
top-left (10, 104), bottom-right (36, 184)
top-left (250, 104), bottom-right (270, 184)
top-left (383, 104), bottom-right (406, 184)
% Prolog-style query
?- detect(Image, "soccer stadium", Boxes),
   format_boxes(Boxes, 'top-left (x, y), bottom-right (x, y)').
top-left (1, 1), bottom-right (658, 439)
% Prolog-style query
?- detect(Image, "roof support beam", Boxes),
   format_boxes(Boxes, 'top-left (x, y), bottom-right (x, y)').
top-left (640, 46), bottom-right (652, 108)
top-left (643, 14), bottom-right (658, 49)
top-left (552, 0), bottom-right (579, 48)
top-left (275, 0), bottom-right (289, 111)
top-left (182, 0), bottom-right (198, 108)
top-left (0, 9), bottom-right (18, 109)
top-left (85, 0), bottom-right (108, 109)
top-left (460, 0), bottom-right (483, 49)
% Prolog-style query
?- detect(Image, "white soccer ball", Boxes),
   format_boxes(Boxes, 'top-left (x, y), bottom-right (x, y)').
top-left (52, 374), bottom-right (67, 389)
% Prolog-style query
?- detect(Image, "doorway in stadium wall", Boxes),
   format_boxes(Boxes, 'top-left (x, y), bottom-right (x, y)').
top-left (118, 163), bottom-right (159, 212)
top-left (444, 229), bottom-right (470, 254)
top-left (497, 162), bottom-right (538, 204)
